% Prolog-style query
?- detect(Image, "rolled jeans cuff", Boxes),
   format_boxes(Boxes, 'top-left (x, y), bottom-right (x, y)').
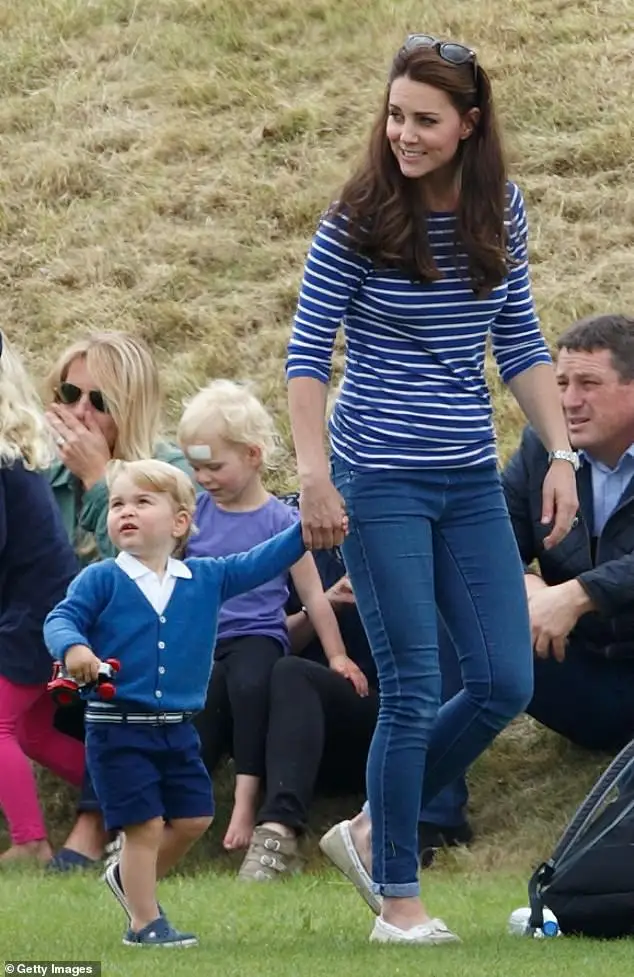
top-left (374, 880), bottom-right (421, 898)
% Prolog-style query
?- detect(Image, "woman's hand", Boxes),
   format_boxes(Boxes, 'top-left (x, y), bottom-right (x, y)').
top-left (299, 475), bottom-right (348, 550)
top-left (329, 654), bottom-right (369, 697)
top-left (46, 404), bottom-right (112, 490)
top-left (541, 459), bottom-right (579, 550)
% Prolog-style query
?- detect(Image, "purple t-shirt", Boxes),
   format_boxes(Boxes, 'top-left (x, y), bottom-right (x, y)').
top-left (186, 493), bottom-right (300, 650)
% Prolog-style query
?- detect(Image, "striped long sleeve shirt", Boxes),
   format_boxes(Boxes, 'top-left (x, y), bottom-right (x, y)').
top-left (286, 182), bottom-right (552, 469)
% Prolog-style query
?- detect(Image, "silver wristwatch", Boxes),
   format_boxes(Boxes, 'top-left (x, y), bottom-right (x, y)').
top-left (548, 449), bottom-right (580, 472)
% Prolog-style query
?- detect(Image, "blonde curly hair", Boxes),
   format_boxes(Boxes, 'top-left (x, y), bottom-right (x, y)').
top-left (178, 379), bottom-right (282, 470)
top-left (0, 334), bottom-right (54, 471)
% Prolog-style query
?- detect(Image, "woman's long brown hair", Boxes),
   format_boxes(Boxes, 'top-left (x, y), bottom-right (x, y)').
top-left (330, 44), bottom-right (509, 295)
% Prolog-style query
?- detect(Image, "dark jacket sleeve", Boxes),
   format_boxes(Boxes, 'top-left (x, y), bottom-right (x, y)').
top-left (504, 428), bottom-right (634, 616)
top-left (501, 426), bottom-right (541, 570)
top-left (0, 477), bottom-right (6, 576)
top-left (577, 558), bottom-right (634, 616)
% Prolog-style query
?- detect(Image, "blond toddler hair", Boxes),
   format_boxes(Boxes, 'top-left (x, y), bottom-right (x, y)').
top-left (178, 379), bottom-right (281, 469)
top-left (106, 458), bottom-right (197, 553)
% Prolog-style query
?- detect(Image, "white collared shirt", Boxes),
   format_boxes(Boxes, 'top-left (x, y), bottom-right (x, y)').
top-left (115, 551), bottom-right (192, 616)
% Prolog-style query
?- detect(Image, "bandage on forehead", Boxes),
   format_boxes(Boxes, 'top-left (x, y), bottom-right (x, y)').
top-left (186, 444), bottom-right (213, 461)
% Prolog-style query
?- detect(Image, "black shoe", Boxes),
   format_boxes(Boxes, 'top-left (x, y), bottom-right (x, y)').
top-left (417, 821), bottom-right (474, 869)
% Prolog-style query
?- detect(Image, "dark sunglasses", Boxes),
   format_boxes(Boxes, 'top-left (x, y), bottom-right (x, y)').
top-left (56, 381), bottom-right (109, 414)
top-left (404, 33), bottom-right (478, 79)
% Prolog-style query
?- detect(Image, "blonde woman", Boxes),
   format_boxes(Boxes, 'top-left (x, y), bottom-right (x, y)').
top-left (43, 331), bottom-right (195, 872)
top-left (45, 331), bottom-right (192, 565)
top-left (0, 332), bottom-right (83, 865)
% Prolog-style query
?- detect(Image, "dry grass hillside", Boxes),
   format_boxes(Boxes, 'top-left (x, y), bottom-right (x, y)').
top-left (1, 0), bottom-right (633, 869)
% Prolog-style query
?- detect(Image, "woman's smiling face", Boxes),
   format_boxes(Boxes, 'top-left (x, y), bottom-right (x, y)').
top-left (386, 76), bottom-right (476, 183)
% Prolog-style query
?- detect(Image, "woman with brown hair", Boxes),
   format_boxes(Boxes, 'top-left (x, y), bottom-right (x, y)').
top-left (286, 35), bottom-right (579, 944)
top-left (43, 331), bottom-right (195, 871)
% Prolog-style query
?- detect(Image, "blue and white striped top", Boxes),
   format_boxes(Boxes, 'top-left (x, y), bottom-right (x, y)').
top-left (286, 182), bottom-right (552, 469)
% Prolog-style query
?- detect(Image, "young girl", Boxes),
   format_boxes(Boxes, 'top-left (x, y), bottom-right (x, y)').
top-left (0, 332), bottom-right (83, 865)
top-left (178, 380), bottom-right (367, 852)
top-left (44, 458), bottom-right (306, 947)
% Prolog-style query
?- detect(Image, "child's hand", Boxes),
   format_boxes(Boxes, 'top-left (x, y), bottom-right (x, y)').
top-left (329, 654), bottom-right (369, 697)
top-left (327, 575), bottom-right (355, 612)
top-left (65, 645), bottom-right (102, 685)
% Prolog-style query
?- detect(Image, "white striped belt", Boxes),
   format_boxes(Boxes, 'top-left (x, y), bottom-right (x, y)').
top-left (86, 706), bottom-right (194, 725)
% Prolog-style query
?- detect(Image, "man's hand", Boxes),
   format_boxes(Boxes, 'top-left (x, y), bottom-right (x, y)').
top-left (528, 579), bottom-right (593, 661)
top-left (65, 645), bottom-right (102, 684)
top-left (329, 654), bottom-right (369, 697)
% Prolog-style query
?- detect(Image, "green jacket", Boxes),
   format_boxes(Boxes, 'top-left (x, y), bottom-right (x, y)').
top-left (47, 442), bottom-right (195, 567)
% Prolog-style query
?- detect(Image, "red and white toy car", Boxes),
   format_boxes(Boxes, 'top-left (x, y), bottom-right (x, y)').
top-left (47, 658), bottom-right (121, 707)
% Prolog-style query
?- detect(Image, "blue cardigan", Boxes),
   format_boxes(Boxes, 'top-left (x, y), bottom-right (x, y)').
top-left (0, 461), bottom-right (78, 685)
top-left (44, 522), bottom-right (304, 712)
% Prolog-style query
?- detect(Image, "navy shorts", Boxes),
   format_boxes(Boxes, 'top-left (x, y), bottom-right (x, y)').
top-left (86, 721), bottom-right (214, 832)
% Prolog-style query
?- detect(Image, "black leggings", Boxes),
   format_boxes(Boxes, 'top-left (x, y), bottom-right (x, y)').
top-left (196, 635), bottom-right (283, 778)
top-left (257, 655), bottom-right (378, 832)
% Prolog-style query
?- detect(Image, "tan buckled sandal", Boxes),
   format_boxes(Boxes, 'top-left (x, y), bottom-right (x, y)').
top-left (238, 826), bottom-right (303, 882)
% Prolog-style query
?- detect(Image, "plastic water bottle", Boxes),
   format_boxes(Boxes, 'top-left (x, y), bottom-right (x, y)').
top-left (508, 906), bottom-right (560, 938)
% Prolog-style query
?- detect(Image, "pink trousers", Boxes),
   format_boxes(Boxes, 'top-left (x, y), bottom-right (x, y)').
top-left (0, 674), bottom-right (85, 845)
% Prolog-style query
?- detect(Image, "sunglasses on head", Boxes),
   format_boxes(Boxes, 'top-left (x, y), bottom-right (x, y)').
top-left (56, 381), bottom-right (109, 414)
top-left (403, 33), bottom-right (478, 79)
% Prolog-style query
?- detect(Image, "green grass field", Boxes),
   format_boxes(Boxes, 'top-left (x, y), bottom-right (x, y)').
top-left (0, 728), bottom-right (619, 967)
top-left (1, 0), bottom-right (633, 967)
top-left (2, 868), bottom-right (632, 975)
